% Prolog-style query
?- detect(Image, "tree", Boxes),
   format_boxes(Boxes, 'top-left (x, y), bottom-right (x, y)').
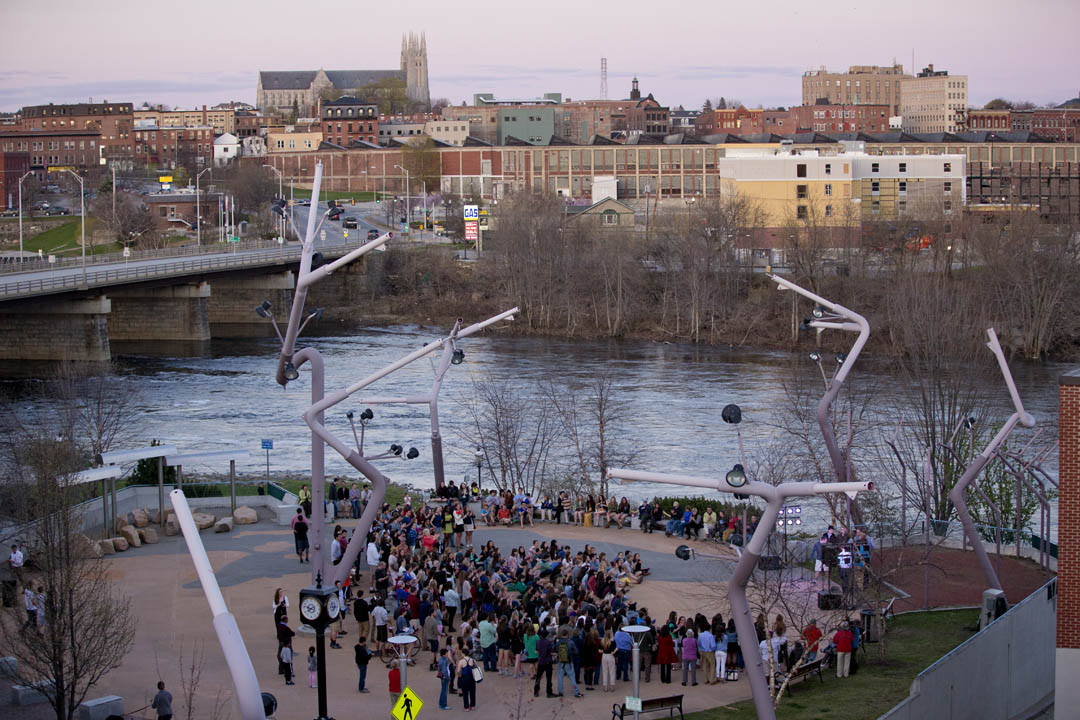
top-left (702, 98), bottom-right (713, 113)
top-left (983, 98), bottom-right (1013, 110)
top-left (0, 433), bottom-right (136, 720)
top-left (718, 97), bottom-right (727, 110)
top-left (92, 192), bottom-right (157, 248)
top-left (356, 77), bottom-right (414, 116)
top-left (401, 137), bottom-right (442, 199)
top-left (430, 97), bottom-right (452, 115)
top-left (223, 163), bottom-right (275, 217)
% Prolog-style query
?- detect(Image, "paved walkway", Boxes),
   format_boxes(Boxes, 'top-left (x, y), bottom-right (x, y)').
top-left (42, 516), bottom-right (750, 719)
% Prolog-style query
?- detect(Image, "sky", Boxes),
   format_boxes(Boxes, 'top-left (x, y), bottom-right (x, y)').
top-left (2, 0), bottom-right (1079, 113)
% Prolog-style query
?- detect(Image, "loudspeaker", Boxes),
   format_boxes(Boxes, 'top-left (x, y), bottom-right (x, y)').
top-left (758, 555), bottom-right (781, 571)
top-left (817, 590), bottom-right (842, 610)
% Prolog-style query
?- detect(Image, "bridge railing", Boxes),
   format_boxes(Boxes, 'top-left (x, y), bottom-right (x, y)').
top-left (0, 241), bottom-right (369, 299)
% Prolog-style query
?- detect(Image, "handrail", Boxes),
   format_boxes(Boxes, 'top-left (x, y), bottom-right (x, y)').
top-left (0, 241), bottom-right (373, 300)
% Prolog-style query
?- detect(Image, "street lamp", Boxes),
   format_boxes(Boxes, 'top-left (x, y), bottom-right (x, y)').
top-left (394, 164), bottom-right (410, 231)
top-left (17, 169), bottom-right (34, 260)
top-left (387, 634), bottom-right (417, 706)
top-left (59, 169), bottom-right (87, 287)
top-left (621, 625), bottom-right (650, 720)
top-left (263, 164), bottom-right (284, 242)
top-left (195, 168), bottom-right (212, 246)
top-left (474, 446), bottom-right (483, 492)
top-left (298, 571), bottom-right (340, 720)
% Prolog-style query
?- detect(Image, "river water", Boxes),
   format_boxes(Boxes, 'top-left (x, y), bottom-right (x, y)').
top-left (3, 325), bottom-right (1068, 537)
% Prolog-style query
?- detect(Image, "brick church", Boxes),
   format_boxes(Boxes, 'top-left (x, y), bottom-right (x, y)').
top-left (256, 32), bottom-right (430, 116)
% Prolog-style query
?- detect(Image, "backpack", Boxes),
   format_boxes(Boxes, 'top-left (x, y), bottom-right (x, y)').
top-left (557, 639), bottom-right (570, 664)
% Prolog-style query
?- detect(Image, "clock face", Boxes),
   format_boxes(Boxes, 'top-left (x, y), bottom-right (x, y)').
top-left (301, 597), bottom-right (322, 622)
top-left (327, 595), bottom-right (340, 620)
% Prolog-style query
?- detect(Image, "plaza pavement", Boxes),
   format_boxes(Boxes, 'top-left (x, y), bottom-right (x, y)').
top-left (27, 515), bottom-right (753, 719)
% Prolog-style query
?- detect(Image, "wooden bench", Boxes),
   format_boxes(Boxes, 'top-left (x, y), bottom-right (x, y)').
top-left (612, 694), bottom-right (684, 720)
top-left (775, 656), bottom-right (825, 696)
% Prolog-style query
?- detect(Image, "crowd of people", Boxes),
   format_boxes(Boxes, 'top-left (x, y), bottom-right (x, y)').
top-left (273, 490), bottom-right (872, 710)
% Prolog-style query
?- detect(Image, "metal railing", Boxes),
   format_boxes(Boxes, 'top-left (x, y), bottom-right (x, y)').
top-left (0, 241), bottom-right (369, 300)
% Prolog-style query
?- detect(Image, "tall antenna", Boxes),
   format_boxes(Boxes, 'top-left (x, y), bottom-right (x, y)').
top-left (600, 58), bottom-right (608, 100)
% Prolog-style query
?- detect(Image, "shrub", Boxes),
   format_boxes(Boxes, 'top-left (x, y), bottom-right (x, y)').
top-left (650, 495), bottom-right (755, 519)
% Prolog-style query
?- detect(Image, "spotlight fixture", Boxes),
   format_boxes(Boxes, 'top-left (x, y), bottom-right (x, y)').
top-left (725, 463), bottom-right (747, 488)
top-left (963, 416), bottom-right (976, 429)
top-left (795, 518), bottom-right (802, 526)
top-left (406, 447), bottom-right (419, 460)
top-left (835, 353), bottom-right (847, 364)
top-left (721, 404), bottom-right (742, 425)
top-left (800, 318), bottom-right (813, 331)
top-left (283, 361), bottom-right (299, 381)
top-left (675, 545), bottom-right (693, 561)
top-left (809, 351), bottom-right (821, 362)
top-left (309, 308), bottom-right (324, 321)
top-left (390, 444), bottom-right (403, 456)
top-left (451, 349), bottom-right (465, 365)
top-left (812, 305), bottom-right (826, 318)
top-left (346, 410), bottom-right (354, 420)
top-left (254, 299), bottom-right (273, 318)
top-left (360, 408), bottom-right (374, 421)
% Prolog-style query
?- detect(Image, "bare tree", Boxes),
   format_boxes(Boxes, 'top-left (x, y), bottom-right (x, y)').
top-left (92, 192), bottom-right (157, 248)
top-left (49, 359), bottom-right (137, 465)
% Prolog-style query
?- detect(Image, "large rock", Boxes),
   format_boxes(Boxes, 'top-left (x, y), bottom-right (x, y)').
top-left (118, 525), bottom-right (141, 548)
top-left (75, 695), bottom-right (124, 720)
top-left (111, 537), bottom-right (129, 552)
top-left (73, 533), bottom-right (103, 559)
top-left (11, 680), bottom-right (53, 706)
top-left (131, 508), bottom-right (150, 528)
top-left (192, 513), bottom-right (216, 530)
top-left (99, 539), bottom-right (115, 555)
top-left (164, 517), bottom-right (179, 536)
top-left (113, 515), bottom-right (128, 531)
top-left (213, 517), bottom-right (234, 533)
top-left (233, 506), bottom-right (258, 525)
top-left (137, 527), bottom-right (159, 544)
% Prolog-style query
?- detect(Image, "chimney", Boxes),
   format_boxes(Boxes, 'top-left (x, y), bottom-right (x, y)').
top-left (1060, 369), bottom-right (1080, 710)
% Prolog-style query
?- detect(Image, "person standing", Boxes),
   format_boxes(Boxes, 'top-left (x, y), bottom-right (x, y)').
top-left (533, 629), bottom-right (555, 698)
top-left (801, 619), bottom-right (823, 661)
top-left (354, 636), bottom-right (371, 693)
top-left (372, 600), bottom-right (389, 654)
top-left (443, 584), bottom-right (460, 631)
top-left (292, 510), bottom-right (309, 564)
top-left (298, 485), bottom-right (312, 517)
top-left (279, 639), bottom-right (295, 685)
top-left (8, 544), bottom-right (25, 588)
top-left (833, 621), bottom-right (854, 678)
top-left (697, 624), bottom-right (717, 684)
top-left (680, 629), bottom-right (698, 686)
top-left (438, 648), bottom-right (452, 710)
top-left (353, 591), bottom-right (369, 643)
top-left (457, 647), bottom-right (478, 712)
top-left (478, 614), bottom-right (498, 672)
top-left (613, 626), bottom-right (632, 682)
top-left (151, 681), bottom-right (173, 720)
top-left (555, 627), bottom-right (584, 698)
top-left (22, 585), bottom-right (36, 630)
top-left (656, 626), bottom-right (676, 684)
top-left (307, 647), bottom-right (318, 688)
top-left (600, 632), bottom-right (617, 692)
top-left (639, 621), bottom-right (656, 683)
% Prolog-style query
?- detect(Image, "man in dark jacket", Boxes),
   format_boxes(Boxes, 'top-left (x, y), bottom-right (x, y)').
top-left (533, 630), bottom-right (556, 698)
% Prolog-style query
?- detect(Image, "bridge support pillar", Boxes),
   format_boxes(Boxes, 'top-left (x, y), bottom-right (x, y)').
top-left (207, 271), bottom-right (295, 337)
top-left (107, 283), bottom-right (211, 342)
top-left (0, 296), bottom-right (111, 361)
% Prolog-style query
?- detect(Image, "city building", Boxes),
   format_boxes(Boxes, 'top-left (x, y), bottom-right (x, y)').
top-left (626, 78), bottom-right (669, 136)
top-left (213, 133), bottom-right (240, 167)
top-left (267, 129), bottom-right (323, 154)
top-left (133, 125), bottom-right (214, 169)
top-left (320, 97), bottom-right (378, 146)
top-left (423, 120), bottom-right (469, 146)
top-left (377, 121), bottom-right (426, 144)
top-left (790, 102), bottom-right (890, 133)
top-left (0, 150), bottom-right (30, 209)
top-left (20, 101), bottom-right (134, 168)
top-left (134, 105), bottom-right (236, 135)
top-left (142, 190), bottom-right (221, 233)
top-left (473, 92), bottom-right (562, 106)
top-left (565, 196), bottom-right (635, 229)
top-left (696, 106), bottom-right (764, 136)
top-left (235, 112), bottom-right (275, 139)
top-left (0, 128), bottom-right (104, 178)
top-left (670, 108), bottom-right (701, 134)
top-left (256, 31), bottom-right (430, 115)
top-left (497, 107), bottom-right (554, 144)
top-left (900, 65), bottom-right (969, 133)
top-left (970, 108), bottom-right (1080, 141)
top-left (802, 64), bottom-right (910, 116)
top-left (553, 100), bottom-right (617, 143)
top-left (968, 109), bottom-right (1012, 131)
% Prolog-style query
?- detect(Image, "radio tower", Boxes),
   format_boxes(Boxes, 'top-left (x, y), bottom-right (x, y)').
top-left (600, 58), bottom-right (608, 100)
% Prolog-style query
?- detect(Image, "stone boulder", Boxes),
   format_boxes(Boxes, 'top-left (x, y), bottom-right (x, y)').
top-left (233, 506), bottom-right (258, 525)
top-left (99, 539), bottom-right (115, 555)
top-left (214, 517), bottom-right (234, 533)
top-left (137, 527), bottom-right (159, 544)
top-left (111, 537), bottom-right (129, 552)
top-left (192, 513), bottom-right (216, 530)
top-left (164, 517), bottom-right (179, 536)
top-left (118, 525), bottom-right (141, 548)
top-left (73, 533), bottom-right (103, 559)
top-left (131, 508), bottom-right (150, 528)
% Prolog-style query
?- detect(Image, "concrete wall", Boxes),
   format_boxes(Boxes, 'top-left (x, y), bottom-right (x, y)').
top-left (206, 271), bottom-right (294, 338)
top-left (107, 283), bottom-right (211, 341)
top-left (0, 296), bottom-right (110, 361)
top-left (879, 579), bottom-right (1057, 720)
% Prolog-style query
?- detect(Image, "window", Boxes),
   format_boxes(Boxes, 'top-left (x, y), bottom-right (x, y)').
top-left (797, 205), bottom-right (808, 219)
top-left (944, 162), bottom-right (952, 172)
top-left (797, 184), bottom-right (808, 199)
top-left (944, 181), bottom-right (952, 192)
top-left (871, 181), bottom-right (880, 194)
top-left (899, 162), bottom-right (907, 173)
top-left (159, 206), bottom-right (168, 217)
top-left (899, 181), bottom-right (907, 193)
top-left (825, 204), bottom-right (833, 217)
top-left (796, 163), bottom-right (807, 178)
top-left (602, 210), bottom-right (618, 226)
top-left (825, 163), bottom-right (832, 175)
top-left (825, 183), bottom-right (832, 196)
top-left (943, 200), bottom-right (952, 212)
top-left (871, 200), bottom-right (880, 214)
top-left (871, 162), bottom-right (880, 173)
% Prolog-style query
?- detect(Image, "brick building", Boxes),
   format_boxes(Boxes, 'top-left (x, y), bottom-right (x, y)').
top-left (1058, 369), bottom-right (1080, 712)
top-left (790, 102), bottom-right (890, 133)
top-left (696, 106), bottom-right (763, 136)
top-left (625, 78), bottom-right (669, 136)
top-left (235, 112), bottom-right (276, 139)
top-left (134, 105), bottom-right (236, 135)
top-left (0, 129), bottom-right (104, 178)
top-left (802, 64), bottom-right (910, 116)
top-left (968, 108), bottom-right (1078, 141)
top-left (0, 150), bottom-right (30, 209)
top-left (133, 126), bottom-right (214, 169)
top-left (968, 109), bottom-right (1013, 131)
top-left (20, 101), bottom-right (134, 168)
top-left (321, 96), bottom-right (378, 146)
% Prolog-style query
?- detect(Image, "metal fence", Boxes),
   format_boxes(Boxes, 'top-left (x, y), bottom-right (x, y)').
top-left (878, 578), bottom-right (1056, 720)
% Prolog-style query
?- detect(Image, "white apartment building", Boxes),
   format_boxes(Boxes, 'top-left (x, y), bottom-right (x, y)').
top-left (901, 65), bottom-right (969, 134)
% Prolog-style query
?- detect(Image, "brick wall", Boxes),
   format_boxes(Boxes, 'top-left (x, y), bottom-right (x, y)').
top-left (1060, 371), bottom-right (1080, 649)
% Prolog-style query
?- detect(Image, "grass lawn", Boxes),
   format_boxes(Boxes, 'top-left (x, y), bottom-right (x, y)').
top-left (109, 474), bottom-right (407, 508)
top-left (686, 609), bottom-right (977, 720)
top-left (21, 218), bottom-right (117, 256)
top-left (289, 188), bottom-right (384, 203)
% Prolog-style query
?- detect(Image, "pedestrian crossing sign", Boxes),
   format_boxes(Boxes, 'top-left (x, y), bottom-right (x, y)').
top-left (391, 685), bottom-right (423, 720)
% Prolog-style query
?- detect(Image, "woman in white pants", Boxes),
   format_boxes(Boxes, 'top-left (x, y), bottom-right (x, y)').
top-left (600, 634), bottom-right (617, 691)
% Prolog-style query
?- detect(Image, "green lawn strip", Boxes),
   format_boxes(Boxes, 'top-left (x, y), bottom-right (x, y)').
top-left (684, 609), bottom-right (977, 720)
top-left (289, 188), bottom-right (383, 203)
top-left (114, 474), bottom-right (407, 508)
top-left (22, 218), bottom-right (100, 254)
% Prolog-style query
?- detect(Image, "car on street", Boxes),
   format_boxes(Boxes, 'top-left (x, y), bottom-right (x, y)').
top-left (298, 199), bottom-right (311, 206)
top-left (367, 229), bottom-right (380, 240)
top-left (343, 216), bottom-right (358, 229)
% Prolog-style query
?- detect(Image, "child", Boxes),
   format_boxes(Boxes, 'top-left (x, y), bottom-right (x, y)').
top-left (307, 646), bottom-right (317, 688)
top-left (280, 639), bottom-right (295, 685)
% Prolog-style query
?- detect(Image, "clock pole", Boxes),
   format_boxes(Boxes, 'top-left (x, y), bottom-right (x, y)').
top-left (299, 571), bottom-right (335, 720)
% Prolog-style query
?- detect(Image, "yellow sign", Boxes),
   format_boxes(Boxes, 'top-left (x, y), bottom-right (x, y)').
top-left (391, 686), bottom-right (423, 720)
top-left (47, 166), bottom-right (75, 173)
top-left (159, 175), bottom-right (173, 183)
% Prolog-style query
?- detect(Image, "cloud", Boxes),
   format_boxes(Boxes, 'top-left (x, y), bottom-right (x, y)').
top-left (0, 71), bottom-right (255, 110)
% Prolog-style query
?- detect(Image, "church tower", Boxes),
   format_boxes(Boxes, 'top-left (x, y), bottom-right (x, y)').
top-left (401, 31), bottom-right (430, 109)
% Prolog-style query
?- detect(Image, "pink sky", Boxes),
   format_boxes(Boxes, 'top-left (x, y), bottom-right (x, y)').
top-left (2, 0), bottom-right (1078, 113)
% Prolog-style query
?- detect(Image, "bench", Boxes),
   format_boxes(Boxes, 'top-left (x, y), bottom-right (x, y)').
top-left (612, 694), bottom-right (683, 720)
top-left (775, 656), bottom-right (825, 696)
top-left (76, 695), bottom-right (124, 720)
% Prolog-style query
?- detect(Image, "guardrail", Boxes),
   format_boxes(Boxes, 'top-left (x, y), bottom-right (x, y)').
top-left (0, 241), bottom-right (368, 300)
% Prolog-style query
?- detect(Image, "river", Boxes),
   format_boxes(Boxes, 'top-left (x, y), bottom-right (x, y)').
top-left (2, 325), bottom-right (1068, 538)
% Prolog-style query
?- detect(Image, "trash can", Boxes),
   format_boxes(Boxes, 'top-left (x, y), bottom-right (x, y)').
top-left (860, 609), bottom-right (879, 643)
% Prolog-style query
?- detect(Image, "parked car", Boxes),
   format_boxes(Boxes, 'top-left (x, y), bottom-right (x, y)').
top-left (367, 228), bottom-right (380, 240)
top-left (342, 216), bottom-right (358, 229)
top-left (298, 199), bottom-right (311, 206)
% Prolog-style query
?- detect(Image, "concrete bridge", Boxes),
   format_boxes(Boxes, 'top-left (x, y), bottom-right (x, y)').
top-left (0, 239), bottom-right (378, 363)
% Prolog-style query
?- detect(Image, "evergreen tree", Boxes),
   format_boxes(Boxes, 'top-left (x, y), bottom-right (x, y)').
top-left (718, 97), bottom-right (727, 110)
top-left (702, 98), bottom-right (713, 113)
